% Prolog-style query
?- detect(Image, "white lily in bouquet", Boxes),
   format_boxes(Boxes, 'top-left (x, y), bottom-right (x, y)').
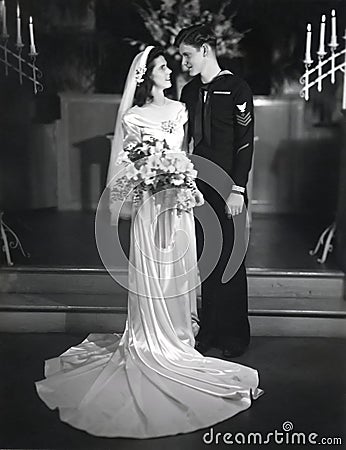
top-left (111, 136), bottom-right (203, 216)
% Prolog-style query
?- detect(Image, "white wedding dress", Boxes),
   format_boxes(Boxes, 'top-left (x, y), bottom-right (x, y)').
top-left (35, 99), bottom-right (262, 438)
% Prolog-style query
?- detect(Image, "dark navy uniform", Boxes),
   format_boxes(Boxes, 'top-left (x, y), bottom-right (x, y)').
top-left (181, 72), bottom-right (254, 351)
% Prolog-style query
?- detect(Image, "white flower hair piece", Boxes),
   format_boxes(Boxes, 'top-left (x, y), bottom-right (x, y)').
top-left (135, 65), bottom-right (147, 85)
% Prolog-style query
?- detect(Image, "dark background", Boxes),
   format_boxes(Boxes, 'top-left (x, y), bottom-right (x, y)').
top-left (1, 0), bottom-right (344, 96)
top-left (0, 0), bottom-right (344, 219)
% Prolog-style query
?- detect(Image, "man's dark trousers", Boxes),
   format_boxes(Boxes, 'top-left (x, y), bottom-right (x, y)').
top-left (195, 179), bottom-right (250, 350)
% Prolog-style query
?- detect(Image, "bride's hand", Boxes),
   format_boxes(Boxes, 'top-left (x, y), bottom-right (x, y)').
top-left (194, 190), bottom-right (204, 207)
top-left (119, 201), bottom-right (132, 220)
top-left (109, 199), bottom-right (132, 225)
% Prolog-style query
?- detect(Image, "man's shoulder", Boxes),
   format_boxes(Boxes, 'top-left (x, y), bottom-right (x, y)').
top-left (181, 76), bottom-right (200, 95)
top-left (214, 72), bottom-right (249, 90)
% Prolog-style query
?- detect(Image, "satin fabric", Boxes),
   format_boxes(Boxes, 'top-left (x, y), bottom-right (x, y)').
top-left (35, 100), bottom-right (262, 438)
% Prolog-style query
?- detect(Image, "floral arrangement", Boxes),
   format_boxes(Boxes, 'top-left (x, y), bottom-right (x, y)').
top-left (126, 0), bottom-right (245, 62)
top-left (111, 136), bottom-right (202, 215)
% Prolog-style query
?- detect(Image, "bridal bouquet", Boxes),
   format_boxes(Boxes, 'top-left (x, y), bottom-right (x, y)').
top-left (111, 136), bottom-right (202, 215)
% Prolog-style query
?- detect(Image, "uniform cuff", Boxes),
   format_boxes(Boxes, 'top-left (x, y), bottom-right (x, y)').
top-left (231, 184), bottom-right (245, 193)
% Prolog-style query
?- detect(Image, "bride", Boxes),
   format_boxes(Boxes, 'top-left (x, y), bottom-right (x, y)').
top-left (35, 46), bottom-right (262, 439)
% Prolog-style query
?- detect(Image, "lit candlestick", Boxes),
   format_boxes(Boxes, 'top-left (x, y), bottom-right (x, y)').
top-left (16, 3), bottom-right (22, 46)
top-left (29, 16), bottom-right (36, 53)
top-left (1, 0), bottom-right (7, 38)
top-left (329, 10), bottom-right (338, 84)
top-left (330, 9), bottom-right (338, 47)
top-left (343, 29), bottom-right (346, 110)
top-left (304, 23), bottom-right (313, 64)
top-left (318, 14), bottom-right (326, 56)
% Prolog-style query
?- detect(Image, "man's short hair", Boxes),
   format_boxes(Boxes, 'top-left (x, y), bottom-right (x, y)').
top-left (174, 24), bottom-right (217, 51)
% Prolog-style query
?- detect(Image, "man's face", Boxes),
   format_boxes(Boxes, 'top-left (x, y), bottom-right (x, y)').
top-left (179, 43), bottom-right (205, 77)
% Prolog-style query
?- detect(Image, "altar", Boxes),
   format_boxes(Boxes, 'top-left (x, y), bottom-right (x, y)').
top-left (51, 93), bottom-right (341, 219)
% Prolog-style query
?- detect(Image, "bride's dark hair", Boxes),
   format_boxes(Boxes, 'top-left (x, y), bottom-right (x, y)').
top-left (134, 47), bottom-right (165, 107)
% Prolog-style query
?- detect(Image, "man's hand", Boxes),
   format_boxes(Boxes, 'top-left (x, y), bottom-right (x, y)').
top-left (225, 192), bottom-right (244, 217)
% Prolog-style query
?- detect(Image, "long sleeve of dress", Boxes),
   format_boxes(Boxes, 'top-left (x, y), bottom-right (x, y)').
top-left (122, 113), bottom-right (142, 150)
top-left (109, 114), bottom-right (142, 224)
top-left (112, 114), bottom-right (142, 196)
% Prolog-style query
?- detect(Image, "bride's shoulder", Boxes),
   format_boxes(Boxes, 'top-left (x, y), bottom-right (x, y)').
top-left (123, 105), bottom-right (139, 118)
top-left (165, 99), bottom-right (188, 120)
top-left (166, 99), bottom-right (188, 123)
top-left (122, 106), bottom-right (142, 124)
top-left (166, 98), bottom-right (186, 111)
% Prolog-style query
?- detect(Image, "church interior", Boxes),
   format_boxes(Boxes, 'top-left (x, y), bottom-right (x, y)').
top-left (0, 0), bottom-right (345, 448)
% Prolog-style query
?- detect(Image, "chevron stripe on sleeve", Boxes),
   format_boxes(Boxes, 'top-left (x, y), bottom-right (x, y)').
top-left (236, 111), bottom-right (252, 126)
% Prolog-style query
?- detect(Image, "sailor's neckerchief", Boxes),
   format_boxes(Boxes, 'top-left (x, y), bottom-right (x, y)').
top-left (195, 70), bottom-right (233, 147)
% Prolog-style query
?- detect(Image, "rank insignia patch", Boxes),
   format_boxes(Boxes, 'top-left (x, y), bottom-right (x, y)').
top-left (236, 111), bottom-right (252, 126)
top-left (236, 101), bottom-right (252, 126)
top-left (236, 102), bottom-right (247, 113)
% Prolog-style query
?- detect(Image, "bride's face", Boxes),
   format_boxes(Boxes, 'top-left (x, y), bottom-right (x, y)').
top-left (150, 56), bottom-right (172, 90)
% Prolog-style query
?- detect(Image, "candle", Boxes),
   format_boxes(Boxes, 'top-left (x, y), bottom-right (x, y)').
top-left (330, 9), bottom-right (338, 47)
top-left (343, 29), bottom-right (346, 110)
top-left (16, 3), bottom-right (22, 46)
top-left (305, 23), bottom-right (313, 63)
top-left (1, 0), bottom-right (7, 38)
top-left (318, 14), bottom-right (326, 55)
top-left (29, 16), bottom-right (36, 53)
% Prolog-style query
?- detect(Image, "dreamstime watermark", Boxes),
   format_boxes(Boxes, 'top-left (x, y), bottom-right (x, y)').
top-left (202, 421), bottom-right (343, 446)
top-left (95, 154), bottom-right (250, 297)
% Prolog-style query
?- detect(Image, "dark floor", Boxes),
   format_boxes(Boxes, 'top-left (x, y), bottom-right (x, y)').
top-left (1, 209), bottom-right (340, 271)
top-left (0, 334), bottom-right (345, 450)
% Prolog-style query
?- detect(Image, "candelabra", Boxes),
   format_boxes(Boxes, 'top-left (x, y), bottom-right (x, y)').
top-left (300, 33), bottom-right (346, 108)
top-left (299, 11), bottom-right (345, 264)
top-left (0, 1), bottom-right (43, 93)
top-left (0, 36), bottom-right (43, 94)
top-left (0, 212), bottom-right (29, 266)
top-left (0, 4), bottom-right (39, 265)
